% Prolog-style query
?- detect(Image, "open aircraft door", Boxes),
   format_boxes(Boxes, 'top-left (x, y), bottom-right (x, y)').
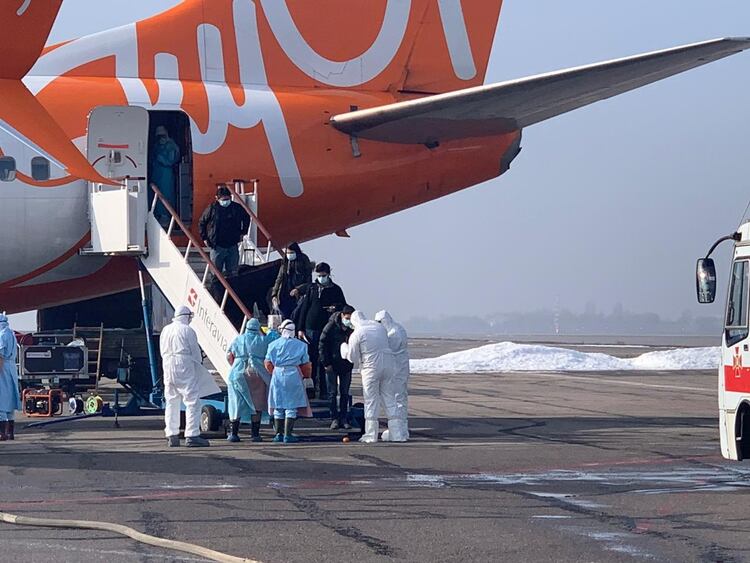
top-left (85, 106), bottom-right (149, 255)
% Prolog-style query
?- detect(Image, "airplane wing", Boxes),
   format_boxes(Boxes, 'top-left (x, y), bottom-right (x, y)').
top-left (330, 38), bottom-right (750, 144)
top-left (0, 0), bottom-right (112, 183)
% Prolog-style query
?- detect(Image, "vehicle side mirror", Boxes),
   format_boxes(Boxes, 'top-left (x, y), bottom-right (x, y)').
top-left (696, 258), bottom-right (717, 304)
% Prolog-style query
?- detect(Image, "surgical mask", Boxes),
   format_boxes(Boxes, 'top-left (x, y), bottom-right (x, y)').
top-left (219, 199), bottom-right (231, 208)
top-left (342, 318), bottom-right (353, 328)
top-left (317, 275), bottom-right (329, 284)
top-left (286, 252), bottom-right (297, 261)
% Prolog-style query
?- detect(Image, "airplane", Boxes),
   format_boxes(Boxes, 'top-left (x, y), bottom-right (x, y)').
top-left (1, 0), bottom-right (749, 316)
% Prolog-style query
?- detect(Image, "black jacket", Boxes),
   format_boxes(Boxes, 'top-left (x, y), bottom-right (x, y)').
top-left (199, 202), bottom-right (250, 249)
top-left (272, 251), bottom-right (313, 300)
top-left (319, 312), bottom-right (353, 370)
top-left (293, 280), bottom-right (346, 332)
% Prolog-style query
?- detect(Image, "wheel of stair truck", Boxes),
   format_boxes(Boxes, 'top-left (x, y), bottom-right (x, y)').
top-left (84, 395), bottom-right (103, 415)
top-left (200, 405), bottom-right (221, 433)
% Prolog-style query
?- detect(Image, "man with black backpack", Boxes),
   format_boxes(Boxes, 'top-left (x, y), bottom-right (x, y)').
top-left (319, 305), bottom-right (355, 429)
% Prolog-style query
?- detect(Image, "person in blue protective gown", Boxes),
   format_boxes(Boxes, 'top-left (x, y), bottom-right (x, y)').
top-left (226, 318), bottom-right (280, 443)
top-left (264, 320), bottom-right (313, 443)
top-left (150, 125), bottom-right (181, 219)
top-left (0, 314), bottom-right (21, 441)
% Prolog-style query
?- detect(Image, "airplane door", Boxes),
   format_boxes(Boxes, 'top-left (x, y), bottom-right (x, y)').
top-left (86, 106), bottom-right (150, 254)
top-left (87, 106), bottom-right (149, 179)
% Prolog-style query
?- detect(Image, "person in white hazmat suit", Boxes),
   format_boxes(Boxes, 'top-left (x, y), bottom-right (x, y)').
top-left (375, 310), bottom-right (410, 442)
top-left (343, 311), bottom-right (397, 443)
top-left (160, 306), bottom-right (219, 447)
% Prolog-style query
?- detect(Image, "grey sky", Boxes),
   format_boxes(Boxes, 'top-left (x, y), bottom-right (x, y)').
top-left (10, 1), bottom-right (750, 330)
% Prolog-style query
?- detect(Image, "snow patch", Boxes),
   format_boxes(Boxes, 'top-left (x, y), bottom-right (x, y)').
top-left (410, 342), bottom-right (720, 373)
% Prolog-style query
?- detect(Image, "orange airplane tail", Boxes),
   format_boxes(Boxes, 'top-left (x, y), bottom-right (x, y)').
top-left (0, 0), bottom-right (113, 183)
top-left (0, 0), bottom-right (63, 79)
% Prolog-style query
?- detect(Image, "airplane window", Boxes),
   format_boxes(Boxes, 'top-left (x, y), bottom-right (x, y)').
top-left (31, 157), bottom-right (50, 181)
top-left (0, 157), bottom-right (16, 182)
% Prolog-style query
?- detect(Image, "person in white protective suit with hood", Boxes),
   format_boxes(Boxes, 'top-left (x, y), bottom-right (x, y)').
top-left (375, 310), bottom-right (410, 442)
top-left (344, 311), bottom-right (397, 443)
top-left (160, 306), bottom-right (220, 448)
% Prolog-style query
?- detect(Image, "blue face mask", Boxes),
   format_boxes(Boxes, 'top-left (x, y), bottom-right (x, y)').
top-left (342, 318), bottom-right (353, 328)
top-left (219, 199), bottom-right (231, 208)
top-left (317, 275), bottom-right (329, 284)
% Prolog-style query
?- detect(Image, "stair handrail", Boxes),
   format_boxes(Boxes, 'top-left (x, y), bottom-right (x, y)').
top-left (148, 184), bottom-right (254, 325)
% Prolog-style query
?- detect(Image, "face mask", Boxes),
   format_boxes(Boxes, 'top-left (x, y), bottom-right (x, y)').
top-left (342, 318), bottom-right (353, 328)
top-left (317, 275), bottom-right (329, 284)
top-left (219, 199), bottom-right (231, 208)
top-left (286, 252), bottom-right (297, 261)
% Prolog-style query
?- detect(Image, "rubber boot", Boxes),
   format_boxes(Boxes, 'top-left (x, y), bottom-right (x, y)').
top-left (386, 419), bottom-right (408, 442)
top-left (359, 419), bottom-right (378, 443)
top-left (8, 421), bottom-right (14, 441)
top-left (283, 418), bottom-right (299, 443)
top-left (227, 420), bottom-right (241, 443)
top-left (272, 418), bottom-right (284, 443)
top-left (186, 436), bottom-right (210, 447)
top-left (251, 419), bottom-right (262, 442)
top-left (0, 422), bottom-right (7, 442)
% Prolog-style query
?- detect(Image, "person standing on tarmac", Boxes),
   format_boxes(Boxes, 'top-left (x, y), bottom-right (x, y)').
top-left (344, 311), bottom-right (397, 443)
top-left (226, 318), bottom-right (280, 443)
top-left (265, 320), bottom-right (313, 443)
top-left (272, 243), bottom-right (313, 319)
top-left (160, 306), bottom-right (214, 448)
top-left (319, 305), bottom-right (355, 430)
top-left (199, 186), bottom-right (250, 278)
top-left (0, 314), bottom-right (21, 441)
top-left (375, 310), bottom-right (410, 442)
top-left (293, 263), bottom-right (347, 399)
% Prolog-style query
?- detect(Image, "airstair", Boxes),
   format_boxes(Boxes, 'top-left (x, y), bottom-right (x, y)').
top-left (82, 177), bottom-right (278, 385)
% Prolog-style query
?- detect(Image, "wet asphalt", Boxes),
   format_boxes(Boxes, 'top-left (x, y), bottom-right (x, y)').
top-left (0, 340), bottom-right (744, 563)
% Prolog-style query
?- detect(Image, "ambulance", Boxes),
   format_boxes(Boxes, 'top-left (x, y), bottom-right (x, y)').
top-left (697, 224), bottom-right (750, 460)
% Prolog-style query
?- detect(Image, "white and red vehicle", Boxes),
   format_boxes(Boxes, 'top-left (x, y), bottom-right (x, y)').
top-left (697, 225), bottom-right (750, 460)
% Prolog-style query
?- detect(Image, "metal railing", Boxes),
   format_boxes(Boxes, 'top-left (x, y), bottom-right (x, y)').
top-left (149, 184), bottom-right (253, 333)
top-left (220, 179), bottom-right (278, 265)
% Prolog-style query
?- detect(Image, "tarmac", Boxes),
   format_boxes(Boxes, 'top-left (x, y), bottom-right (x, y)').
top-left (0, 339), bottom-right (745, 563)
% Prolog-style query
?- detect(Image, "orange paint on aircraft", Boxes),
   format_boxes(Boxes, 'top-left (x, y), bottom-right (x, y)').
top-left (0, 0), bottom-right (513, 313)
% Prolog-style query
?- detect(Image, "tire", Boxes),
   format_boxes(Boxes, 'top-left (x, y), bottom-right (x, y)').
top-left (200, 405), bottom-right (220, 433)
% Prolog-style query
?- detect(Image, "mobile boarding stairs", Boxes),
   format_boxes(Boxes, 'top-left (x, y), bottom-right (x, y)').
top-left (81, 176), bottom-right (278, 415)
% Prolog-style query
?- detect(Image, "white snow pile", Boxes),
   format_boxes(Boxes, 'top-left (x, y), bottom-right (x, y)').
top-left (409, 342), bottom-right (721, 374)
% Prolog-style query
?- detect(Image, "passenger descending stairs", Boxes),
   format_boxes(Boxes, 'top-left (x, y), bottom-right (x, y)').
top-left (84, 178), bottom-right (277, 384)
top-left (139, 185), bottom-right (272, 384)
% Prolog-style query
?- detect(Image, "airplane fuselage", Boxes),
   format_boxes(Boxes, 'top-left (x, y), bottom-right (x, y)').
top-left (0, 1), bottom-right (516, 312)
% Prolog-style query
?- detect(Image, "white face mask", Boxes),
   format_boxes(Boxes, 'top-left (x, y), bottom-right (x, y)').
top-left (219, 199), bottom-right (231, 208)
top-left (317, 275), bottom-right (329, 284)
top-left (286, 252), bottom-right (297, 261)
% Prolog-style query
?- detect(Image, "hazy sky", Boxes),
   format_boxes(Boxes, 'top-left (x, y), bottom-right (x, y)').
top-left (10, 1), bottom-right (750, 329)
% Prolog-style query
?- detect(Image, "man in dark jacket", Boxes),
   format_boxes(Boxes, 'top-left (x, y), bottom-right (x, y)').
top-left (199, 186), bottom-right (250, 277)
top-left (272, 242), bottom-right (313, 318)
top-left (319, 305), bottom-right (355, 429)
top-left (293, 262), bottom-right (346, 399)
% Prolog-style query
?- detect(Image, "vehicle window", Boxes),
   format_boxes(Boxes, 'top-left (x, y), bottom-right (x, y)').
top-left (31, 157), bottom-right (50, 181)
top-left (0, 156), bottom-right (16, 182)
top-left (726, 260), bottom-right (749, 346)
